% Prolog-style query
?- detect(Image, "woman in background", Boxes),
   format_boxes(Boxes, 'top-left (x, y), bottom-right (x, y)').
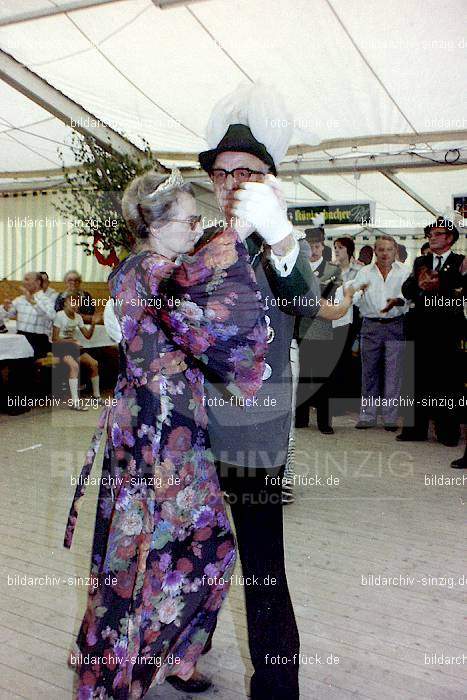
top-left (330, 237), bottom-right (362, 419)
top-left (52, 291), bottom-right (100, 410)
top-left (64, 169), bottom-right (266, 699)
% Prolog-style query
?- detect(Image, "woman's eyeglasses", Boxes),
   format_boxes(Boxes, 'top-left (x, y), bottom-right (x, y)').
top-left (164, 215), bottom-right (202, 231)
top-left (210, 168), bottom-right (266, 184)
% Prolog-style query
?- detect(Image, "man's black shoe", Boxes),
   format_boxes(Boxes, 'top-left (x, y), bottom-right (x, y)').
top-left (396, 432), bottom-right (427, 442)
top-left (295, 416), bottom-right (309, 428)
top-left (166, 673), bottom-right (212, 693)
top-left (318, 425), bottom-right (334, 435)
top-left (451, 457), bottom-right (467, 469)
top-left (438, 438), bottom-right (459, 448)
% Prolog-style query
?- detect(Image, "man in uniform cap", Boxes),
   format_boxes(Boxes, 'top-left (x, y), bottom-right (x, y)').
top-left (295, 228), bottom-right (342, 432)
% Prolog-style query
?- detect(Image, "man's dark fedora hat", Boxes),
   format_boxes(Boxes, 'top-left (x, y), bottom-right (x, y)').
top-left (304, 227), bottom-right (325, 243)
top-left (199, 123), bottom-right (277, 175)
top-left (424, 216), bottom-right (459, 242)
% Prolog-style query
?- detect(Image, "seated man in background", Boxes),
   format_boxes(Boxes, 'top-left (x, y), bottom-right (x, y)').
top-left (54, 270), bottom-right (95, 323)
top-left (0, 271), bottom-right (55, 358)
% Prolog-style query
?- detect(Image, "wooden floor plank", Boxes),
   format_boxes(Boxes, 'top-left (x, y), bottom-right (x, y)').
top-left (1, 411), bottom-right (465, 699)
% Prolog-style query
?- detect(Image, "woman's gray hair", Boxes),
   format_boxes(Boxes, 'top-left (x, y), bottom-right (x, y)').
top-left (122, 171), bottom-right (194, 240)
top-left (64, 269), bottom-right (82, 282)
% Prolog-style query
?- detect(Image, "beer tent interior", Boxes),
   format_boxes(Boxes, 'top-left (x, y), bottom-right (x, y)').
top-left (0, 0), bottom-right (465, 280)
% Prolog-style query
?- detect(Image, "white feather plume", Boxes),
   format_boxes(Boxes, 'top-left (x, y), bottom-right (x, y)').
top-left (205, 82), bottom-right (294, 167)
top-left (443, 206), bottom-right (464, 227)
top-left (312, 213), bottom-right (325, 228)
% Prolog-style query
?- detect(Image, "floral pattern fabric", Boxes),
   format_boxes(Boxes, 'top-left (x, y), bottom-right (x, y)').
top-left (64, 228), bottom-right (267, 699)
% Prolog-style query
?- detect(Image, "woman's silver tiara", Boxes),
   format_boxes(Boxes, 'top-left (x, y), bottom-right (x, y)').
top-left (154, 168), bottom-right (184, 194)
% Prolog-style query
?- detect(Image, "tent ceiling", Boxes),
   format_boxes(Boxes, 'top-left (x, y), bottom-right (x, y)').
top-left (0, 0), bottom-right (465, 228)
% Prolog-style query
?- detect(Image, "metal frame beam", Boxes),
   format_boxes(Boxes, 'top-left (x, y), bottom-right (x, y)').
top-left (143, 131), bottom-right (467, 162)
top-left (277, 150), bottom-right (467, 176)
top-left (0, 179), bottom-right (67, 194)
top-left (0, 167), bottom-right (79, 179)
top-left (0, 0), bottom-right (212, 25)
top-left (1, 151), bottom-right (466, 185)
top-left (296, 176), bottom-right (330, 200)
top-left (0, 49), bottom-right (145, 158)
top-left (181, 150), bottom-right (467, 179)
top-left (153, 0), bottom-right (212, 8)
top-left (288, 131), bottom-right (467, 156)
top-left (0, 0), bottom-right (125, 27)
top-left (380, 171), bottom-right (440, 217)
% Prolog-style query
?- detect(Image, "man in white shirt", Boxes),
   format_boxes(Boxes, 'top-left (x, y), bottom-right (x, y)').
top-left (350, 236), bottom-right (410, 430)
top-left (1, 271), bottom-right (55, 358)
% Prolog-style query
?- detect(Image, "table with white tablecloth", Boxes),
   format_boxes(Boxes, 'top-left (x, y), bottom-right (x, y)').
top-left (0, 329), bottom-right (35, 413)
top-left (0, 332), bottom-right (34, 361)
top-left (5, 320), bottom-right (116, 350)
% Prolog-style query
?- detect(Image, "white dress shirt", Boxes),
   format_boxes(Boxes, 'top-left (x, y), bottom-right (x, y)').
top-left (351, 261), bottom-right (411, 319)
top-left (43, 286), bottom-right (59, 304)
top-left (309, 256), bottom-right (323, 273)
top-left (269, 237), bottom-right (300, 277)
top-left (1, 291), bottom-right (55, 335)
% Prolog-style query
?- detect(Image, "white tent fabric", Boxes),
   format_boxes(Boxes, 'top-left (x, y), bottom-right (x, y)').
top-left (2, 0), bottom-right (465, 145)
top-left (0, 0), bottom-right (465, 257)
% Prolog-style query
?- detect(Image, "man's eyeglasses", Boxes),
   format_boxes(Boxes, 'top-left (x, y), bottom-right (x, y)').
top-left (164, 215), bottom-right (202, 231)
top-left (210, 168), bottom-right (266, 184)
top-left (425, 230), bottom-right (449, 239)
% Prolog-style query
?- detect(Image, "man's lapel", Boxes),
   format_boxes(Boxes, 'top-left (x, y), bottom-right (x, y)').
top-left (316, 259), bottom-right (326, 278)
top-left (246, 233), bottom-right (263, 268)
top-left (440, 251), bottom-right (455, 272)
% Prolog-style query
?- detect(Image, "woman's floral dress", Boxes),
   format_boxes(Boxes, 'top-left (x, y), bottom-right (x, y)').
top-left (64, 229), bottom-right (267, 699)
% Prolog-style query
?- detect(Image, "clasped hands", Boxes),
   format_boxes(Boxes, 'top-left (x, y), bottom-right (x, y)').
top-left (229, 174), bottom-right (294, 251)
top-left (417, 266), bottom-right (440, 291)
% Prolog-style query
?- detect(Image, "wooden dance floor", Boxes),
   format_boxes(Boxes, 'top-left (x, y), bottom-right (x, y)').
top-left (0, 408), bottom-right (465, 699)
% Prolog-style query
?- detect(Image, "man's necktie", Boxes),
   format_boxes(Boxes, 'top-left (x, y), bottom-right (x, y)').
top-left (435, 256), bottom-right (442, 271)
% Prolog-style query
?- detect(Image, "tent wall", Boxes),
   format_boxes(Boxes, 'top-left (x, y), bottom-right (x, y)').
top-left (0, 191), bottom-right (109, 281)
top-left (0, 187), bottom-right (218, 281)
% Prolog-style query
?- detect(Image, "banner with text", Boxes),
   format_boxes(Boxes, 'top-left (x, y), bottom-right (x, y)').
top-left (287, 201), bottom-right (374, 227)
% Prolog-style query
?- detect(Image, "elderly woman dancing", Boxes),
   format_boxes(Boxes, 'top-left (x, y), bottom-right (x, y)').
top-left (64, 169), bottom-right (267, 699)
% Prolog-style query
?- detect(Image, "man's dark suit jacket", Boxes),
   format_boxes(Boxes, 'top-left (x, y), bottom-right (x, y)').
top-left (402, 250), bottom-right (466, 424)
top-left (197, 229), bottom-right (321, 468)
top-left (402, 251), bottom-right (466, 339)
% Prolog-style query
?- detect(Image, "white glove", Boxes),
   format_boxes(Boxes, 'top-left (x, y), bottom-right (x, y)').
top-left (232, 174), bottom-right (293, 246)
top-left (104, 298), bottom-right (122, 343)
